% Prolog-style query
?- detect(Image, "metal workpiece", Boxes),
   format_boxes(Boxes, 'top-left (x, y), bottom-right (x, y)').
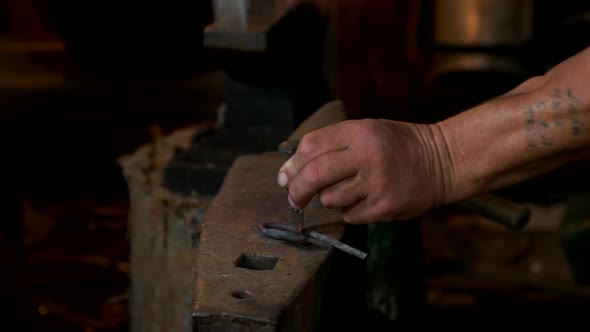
top-left (261, 221), bottom-right (368, 260)
top-left (193, 152), bottom-right (362, 331)
top-left (289, 206), bottom-right (304, 232)
top-left (260, 222), bottom-right (309, 245)
top-left (304, 228), bottom-right (368, 260)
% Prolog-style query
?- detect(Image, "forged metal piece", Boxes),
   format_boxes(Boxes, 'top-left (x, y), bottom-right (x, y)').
top-left (260, 222), bottom-right (309, 245)
top-left (303, 229), bottom-right (368, 260)
top-left (261, 221), bottom-right (368, 260)
top-left (277, 140), bottom-right (297, 155)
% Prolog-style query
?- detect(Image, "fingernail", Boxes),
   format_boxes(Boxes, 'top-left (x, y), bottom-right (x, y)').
top-left (277, 171), bottom-right (288, 187)
top-left (288, 195), bottom-right (298, 209)
top-left (284, 157), bottom-right (293, 170)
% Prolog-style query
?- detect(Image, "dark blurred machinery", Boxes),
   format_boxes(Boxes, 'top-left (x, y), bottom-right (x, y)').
top-left (163, 0), bottom-right (333, 198)
top-left (413, 0), bottom-right (590, 121)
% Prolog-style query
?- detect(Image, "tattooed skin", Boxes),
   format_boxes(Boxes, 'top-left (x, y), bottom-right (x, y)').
top-left (524, 88), bottom-right (585, 148)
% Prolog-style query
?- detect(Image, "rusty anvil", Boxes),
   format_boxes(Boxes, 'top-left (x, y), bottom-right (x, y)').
top-left (192, 100), bottom-right (530, 331)
top-left (192, 100), bottom-right (362, 331)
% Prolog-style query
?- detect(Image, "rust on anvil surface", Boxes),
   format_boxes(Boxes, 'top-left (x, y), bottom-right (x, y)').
top-left (193, 151), bottom-right (345, 331)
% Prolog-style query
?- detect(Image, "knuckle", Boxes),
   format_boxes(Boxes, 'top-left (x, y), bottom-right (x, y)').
top-left (289, 186), bottom-right (300, 204)
top-left (287, 189), bottom-right (305, 209)
top-left (348, 119), bottom-right (385, 158)
top-left (341, 205), bottom-right (360, 224)
top-left (374, 199), bottom-right (398, 222)
top-left (374, 211), bottom-right (392, 222)
top-left (356, 118), bottom-right (379, 133)
top-left (288, 165), bottom-right (321, 207)
top-left (287, 181), bottom-right (302, 202)
top-left (318, 191), bottom-right (335, 208)
top-left (298, 133), bottom-right (320, 157)
top-left (302, 161), bottom-right (322, 188)
top-left (341, 212), bottom-right (353, 224)
top-left (342, 212), bottom-right (361, 225)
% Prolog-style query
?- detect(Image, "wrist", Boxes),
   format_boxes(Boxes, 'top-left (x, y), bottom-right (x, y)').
top-left (412, 123), bottom-right (459, 208)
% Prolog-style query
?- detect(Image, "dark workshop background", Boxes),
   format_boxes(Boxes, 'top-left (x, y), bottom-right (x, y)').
top-left (0, 0), bottom-right (590, 331)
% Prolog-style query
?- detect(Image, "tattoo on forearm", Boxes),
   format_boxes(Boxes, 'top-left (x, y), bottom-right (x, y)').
top-left (524, 88), bottom-right (585, 148)
top-left (524, 107), bottom-right (538, 147)
top-left (551, 89), bottom-right (562, 109)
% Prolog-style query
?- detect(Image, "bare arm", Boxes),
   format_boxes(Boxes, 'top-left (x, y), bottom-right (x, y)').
top-left (438, 46), bottom-right (590, 204)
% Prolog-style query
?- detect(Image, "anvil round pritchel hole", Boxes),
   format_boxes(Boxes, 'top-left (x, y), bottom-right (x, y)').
top-left (231, 290), bottom-right (252, 299)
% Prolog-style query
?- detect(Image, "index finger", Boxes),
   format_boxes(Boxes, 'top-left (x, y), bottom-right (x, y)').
top-left (277, 121), bottom-right (352, 188)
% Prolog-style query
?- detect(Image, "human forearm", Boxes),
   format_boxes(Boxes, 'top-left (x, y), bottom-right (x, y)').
top-left (437, 47), bottom-right (590, 204)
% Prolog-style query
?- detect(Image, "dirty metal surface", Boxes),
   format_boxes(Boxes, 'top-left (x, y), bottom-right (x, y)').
top-left (193, 151), bottom-right (347, 331)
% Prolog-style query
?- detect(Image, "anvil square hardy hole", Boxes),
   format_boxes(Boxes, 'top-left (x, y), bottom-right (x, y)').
top-left (235, 253), bottom-right (279, 270)
top-left (231, 290), bottom-right (252, 299)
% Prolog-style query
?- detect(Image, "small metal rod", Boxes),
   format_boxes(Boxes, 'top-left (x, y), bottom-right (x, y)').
top-left (261, 222), bottom-right (367, 260)
top-left (303, 229), bottom-right (368, 260)
top-left (261, 226), bottom-right (309, 244)
top-left (278, 141), bottom-right (298, 155)
top-left (289, 207), bottom-right (304, 233)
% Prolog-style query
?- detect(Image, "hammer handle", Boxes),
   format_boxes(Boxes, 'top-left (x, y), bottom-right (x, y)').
top-left (458, 193), bottom-right (530, 230)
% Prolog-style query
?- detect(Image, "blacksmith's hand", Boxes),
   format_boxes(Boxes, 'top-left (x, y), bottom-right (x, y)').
top-left (277, 119), bottom-right (454, 224)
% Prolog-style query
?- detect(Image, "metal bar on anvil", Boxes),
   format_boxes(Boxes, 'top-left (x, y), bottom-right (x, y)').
top-left (192, 151), bottom-right (352, 331)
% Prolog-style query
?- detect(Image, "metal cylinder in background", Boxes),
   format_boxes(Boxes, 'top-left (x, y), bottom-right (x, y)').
top-left (432, 0), bottom-right (533, 47)
top-left (427, 0), bottom-right (534, 98)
